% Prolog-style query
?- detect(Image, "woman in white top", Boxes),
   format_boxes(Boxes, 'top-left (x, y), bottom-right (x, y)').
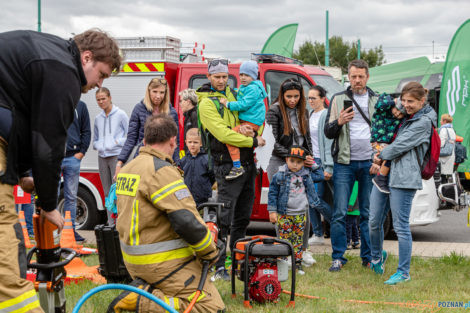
top-left (307, 85), bottom-right (333, 245)
top-left (439, 113), bottom-right (456, 176)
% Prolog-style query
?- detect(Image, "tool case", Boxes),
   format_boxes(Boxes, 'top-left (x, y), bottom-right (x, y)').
top-left (94, 224), bottom-right (132, 283)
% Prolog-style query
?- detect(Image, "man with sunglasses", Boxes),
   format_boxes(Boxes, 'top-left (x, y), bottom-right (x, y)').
top-left (324, 59), bottom-right (379, 272)
top-left (197, 59), bottom-right (265, 281)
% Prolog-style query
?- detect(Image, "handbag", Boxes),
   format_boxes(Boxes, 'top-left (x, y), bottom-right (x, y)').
top-left (440, 128), bottom-right (454, 157)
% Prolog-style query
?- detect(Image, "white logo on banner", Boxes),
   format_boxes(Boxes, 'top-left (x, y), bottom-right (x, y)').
top-left (446, 66), bottom-right (460, 116)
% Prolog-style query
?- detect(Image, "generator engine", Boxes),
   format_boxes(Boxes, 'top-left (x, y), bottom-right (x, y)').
top-left (232, 236), bottom-right (296, 307)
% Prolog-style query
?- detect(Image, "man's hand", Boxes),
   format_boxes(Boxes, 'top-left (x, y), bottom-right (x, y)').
top-left (256, 136), bottom-right (266, 147)
top-left (239, 124), bottom-right (254, 137)
top-left (338, 107), bottom-right (354, 126)
top-left (304, 155), bottom-right (314, 167)
top-left (19, 177), bottom-right (35, 193)
top-left (39, 209), bottom-right (65, 233)
top-left (74, 152), bottom-right (84, 160)
top-left (324, 171), bottom-right (332, 181)
top-left (269, 212), bottom-right (278, 224)
top-left (219, 98), bottom-right (227, 106)
top-left (370, 163), bottom-right (380, 175)
top-left (114, 161), bottom-right (123, 181)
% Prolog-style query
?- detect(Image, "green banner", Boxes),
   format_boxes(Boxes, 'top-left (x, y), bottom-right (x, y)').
top-left (261, 23), bottom-right (298, 58)
top-left (439, 19), bottom-right (470, 172)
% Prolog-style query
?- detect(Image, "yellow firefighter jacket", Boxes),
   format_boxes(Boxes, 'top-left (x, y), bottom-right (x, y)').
top-left (116, 145), bottom-right (217, 278)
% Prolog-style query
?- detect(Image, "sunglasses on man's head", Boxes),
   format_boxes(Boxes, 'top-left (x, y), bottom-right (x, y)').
top-left (282, 81), bottom-right (302, 92)
top-left (152, 78), bottom-right (167, 85)
top-left (209, 59), bottom-right (229, 67)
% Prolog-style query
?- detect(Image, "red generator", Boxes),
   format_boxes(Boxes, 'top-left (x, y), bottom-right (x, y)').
top-left (231, 235), bottom-right (296, 308)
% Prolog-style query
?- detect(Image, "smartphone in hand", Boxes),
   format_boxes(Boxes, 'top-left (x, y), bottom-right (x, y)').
top-left (344, 100), bottom-right (353, 111)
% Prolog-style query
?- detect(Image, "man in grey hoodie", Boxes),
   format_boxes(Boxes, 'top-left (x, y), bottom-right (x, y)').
top-left (93, 87), bottom-right (129, 225)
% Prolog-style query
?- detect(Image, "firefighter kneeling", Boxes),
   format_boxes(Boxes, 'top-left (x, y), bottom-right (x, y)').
top-left (111, 114), bottom-right (225, 313)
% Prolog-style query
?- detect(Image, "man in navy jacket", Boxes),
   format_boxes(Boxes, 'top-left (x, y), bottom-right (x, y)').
top-left (61, 100), bottom-right (91, 241)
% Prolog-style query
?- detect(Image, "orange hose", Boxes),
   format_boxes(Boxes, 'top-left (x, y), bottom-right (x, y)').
top-left (183, 290), bottom-right (200, 313)
top-left (281, 290), bottom-right (440, 310)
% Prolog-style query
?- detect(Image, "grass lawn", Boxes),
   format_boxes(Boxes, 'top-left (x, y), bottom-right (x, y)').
top-left (64, 251), bottom-right (470, 313)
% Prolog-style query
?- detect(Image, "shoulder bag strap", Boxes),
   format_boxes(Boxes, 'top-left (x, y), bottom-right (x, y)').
top-left (346, 93), bottom-right (371, 126)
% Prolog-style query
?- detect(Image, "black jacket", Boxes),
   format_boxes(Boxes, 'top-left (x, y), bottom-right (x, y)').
top-left (183, 106), bottom-right (198, 152)
top-left (266, 103), bottom-right (313, 158)
top-left (179, 151), bottom-right (215, 206)
top-left (0, 30), bottom-right (86, 211)
top-left (65, 100), bottom-right (91, 157)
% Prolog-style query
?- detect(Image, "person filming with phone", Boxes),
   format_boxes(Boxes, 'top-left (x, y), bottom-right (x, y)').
top-left (324, 59), bottom-right (379, 272)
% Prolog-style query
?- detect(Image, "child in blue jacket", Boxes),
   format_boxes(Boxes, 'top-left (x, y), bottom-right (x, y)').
top-left (219, 60), bottom-right (267, 180)
top-left (268, 145), bottom-right (322, 275)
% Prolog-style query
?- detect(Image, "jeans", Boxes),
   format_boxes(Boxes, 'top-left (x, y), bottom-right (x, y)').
top-left (369, 185), bottom-right (390, 261)
top-left (60, 156), bottom-right (81, 230)
top-left (309, 158), bottom-right (333, 237)
top-left (215, 162), bottom-right (256, 269)
top-left (346, 215), bottom-right (359, 243)
top-left (390, 187), bottom-right (416, 276)
top-left (331, 160), bottom-right (372, 264)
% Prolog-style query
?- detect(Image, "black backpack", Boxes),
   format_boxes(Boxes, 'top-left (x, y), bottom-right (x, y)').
top-left (454, 142), bottom-right (467, 164)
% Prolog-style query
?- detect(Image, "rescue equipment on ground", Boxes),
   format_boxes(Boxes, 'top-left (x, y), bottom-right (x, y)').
top-left (231, 235), bottom-right (296, 308)
top-left (27, 208), bottom-right (77, 313)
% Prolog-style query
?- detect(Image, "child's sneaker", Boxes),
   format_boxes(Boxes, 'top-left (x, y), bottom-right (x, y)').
top-left (301, 251), bottom-right (316, 267)
top-left (372, 175), bottom-right (390, 194)
top-left (352, 241), bottom-right (360, 249)
top-left (225, 166), bottom-right (244, 180)
top-left (296, 263), bottom-right (305, 276)
top-left (384, 271), bottom-right (410, 285)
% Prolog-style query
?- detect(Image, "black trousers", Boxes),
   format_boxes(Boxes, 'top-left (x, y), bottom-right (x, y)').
top-left (214, 162), bottom-right (256, 269)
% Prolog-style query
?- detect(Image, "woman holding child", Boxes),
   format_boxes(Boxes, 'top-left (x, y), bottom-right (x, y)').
top-left (368, 82), bottom-right (437, 285)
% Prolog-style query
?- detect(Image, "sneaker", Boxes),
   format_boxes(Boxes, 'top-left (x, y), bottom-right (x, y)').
top-left (362, 260), bottom-right (371, 268)
top-left (384, 271), bottom-right (410, 285)
top-left (372, 175), bottom-right (390, 194)
top-left (329, 259), bottom-right (343, 272)
top-left (296, 264), bottom-right (305, 276)
top-left (74, 232), bottom-right (86, 242)
top-left (225, 166), bottom-right (244, 181)
top-left (301, 251), bottom-right (316, 267)
top-left (352, 241), bottom-right (360, 249)
top-left (346, 243), bottom-right (352, 250)
top-left (211, 268), bottom-right (230, 282)
top-left (370, 250), bottom-right (388, 275)
top-left (308, 235), bottom-right (324, 246)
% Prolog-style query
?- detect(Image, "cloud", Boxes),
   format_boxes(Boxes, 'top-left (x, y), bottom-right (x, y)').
top-left (1, 0), bottom-right (469, 63)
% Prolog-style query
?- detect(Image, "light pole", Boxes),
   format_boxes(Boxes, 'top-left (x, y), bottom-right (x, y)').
top-left (38, 0), bottom-right (41, 32)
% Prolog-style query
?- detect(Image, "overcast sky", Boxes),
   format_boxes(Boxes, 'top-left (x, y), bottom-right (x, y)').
top-left (2, 0), bottom-right (469, 65)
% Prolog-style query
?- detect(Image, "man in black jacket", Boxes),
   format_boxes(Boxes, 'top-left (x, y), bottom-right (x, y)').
top-left (61, 100), bottom-right (91, 241)
top-left (0, 29), bottom-right (120, 312)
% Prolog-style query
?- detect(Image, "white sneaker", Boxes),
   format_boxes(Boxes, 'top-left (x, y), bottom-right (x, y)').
top-left (308, 235), bottom-right (324, 246)
top-left (301, 251), bottom-right (316, 267)
top-left (287, 256), bottom-right (292, 269)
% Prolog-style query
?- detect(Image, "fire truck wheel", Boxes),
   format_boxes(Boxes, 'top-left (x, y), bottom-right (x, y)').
top-left (58, 185), bottom-right (99, 230)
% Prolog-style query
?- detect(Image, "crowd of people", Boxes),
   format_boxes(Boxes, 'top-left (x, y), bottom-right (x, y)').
top-left (0, 27), bottom-right (460, 312)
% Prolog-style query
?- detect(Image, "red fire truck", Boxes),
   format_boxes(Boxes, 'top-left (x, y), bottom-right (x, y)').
top-left (71, 36), bottom-right (344, 229)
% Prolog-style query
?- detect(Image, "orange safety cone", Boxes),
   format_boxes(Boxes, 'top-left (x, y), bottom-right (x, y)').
top-left (18, 210), bottom-right (34, 248)
top-left (60, 211), bottom-right (83, 252)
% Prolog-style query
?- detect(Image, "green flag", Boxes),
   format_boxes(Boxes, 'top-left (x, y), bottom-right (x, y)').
top-left (261, 23), bottom-right (298, 58)
top-left (439, 19), bottom-right (470, 172)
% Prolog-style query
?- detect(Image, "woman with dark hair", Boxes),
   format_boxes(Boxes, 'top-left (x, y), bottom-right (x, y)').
top-left (307, 85), bottom-right (333, 245)
top-left (266, 78), bottom-right (314, 181)
top-left (369, 82), bottom-right (436, 285)
top-left (266, 78), bottom-right (316, 267)
top-left (115, 78), bottom-right (179, 176)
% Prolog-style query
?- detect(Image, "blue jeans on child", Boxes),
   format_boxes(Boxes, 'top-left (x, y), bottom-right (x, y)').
top-left (346, 215), bottom-right (359, 244)
top-left (309, 158), bottom-right (332, 237)
top-left (60, 156), bottom-right (81, 229)
top-left (369, 185), bottom-right (415, 276)
top-left (331, 160), bottom-right (372, 264)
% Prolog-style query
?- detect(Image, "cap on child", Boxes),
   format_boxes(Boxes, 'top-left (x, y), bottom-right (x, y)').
top-left (239, 60), bottom-right (258, 80)
top-left (287, 145), bottom-right (307, 160)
